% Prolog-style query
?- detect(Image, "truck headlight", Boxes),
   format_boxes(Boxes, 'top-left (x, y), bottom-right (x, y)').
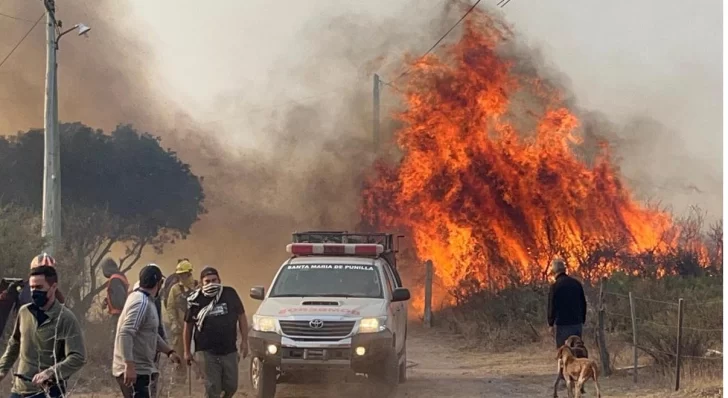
top-left (252, 315), bottom-right (278, 333)
top-left (358, 317), bottom-right (387, 333)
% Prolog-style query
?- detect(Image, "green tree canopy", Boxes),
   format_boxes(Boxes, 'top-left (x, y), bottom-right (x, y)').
top-left (0, 122), bottom-right (206, 316)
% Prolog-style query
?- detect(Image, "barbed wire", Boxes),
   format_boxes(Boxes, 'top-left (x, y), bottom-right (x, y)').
top-left (603, 310), bottom-right (722, 333)
top-left (603, 291), bottom-right (678, 306)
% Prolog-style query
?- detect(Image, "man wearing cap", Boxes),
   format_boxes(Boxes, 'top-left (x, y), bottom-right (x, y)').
top-left (184, 267), bottom-right (248, 398)
top-left (163, 259), bottom-right (197, 383)
top-left (0, 254), bottom-right (67, 339)
top-left (0, 265), bottom-right (86, 398)
top-left (113, 264), bottom-right (181, 398)
top-left (15, 253), bottom-right (66, 308)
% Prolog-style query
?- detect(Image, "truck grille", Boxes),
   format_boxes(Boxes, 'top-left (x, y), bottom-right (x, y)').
top-left (279, 320), bottom-right (355, 337)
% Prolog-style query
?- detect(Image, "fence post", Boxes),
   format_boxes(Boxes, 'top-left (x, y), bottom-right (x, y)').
top-left (675, 298), bottom-right (684, 391)
top-left (629, 292), bottom-right (638, 383)
top-left (424, 260), bottom-right (433, 328)
top-left (597, 278), bottom-right (611, 376)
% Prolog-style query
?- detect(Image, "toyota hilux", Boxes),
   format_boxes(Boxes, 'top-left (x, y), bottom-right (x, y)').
top-left (247, 231), bottom-right (410, 398)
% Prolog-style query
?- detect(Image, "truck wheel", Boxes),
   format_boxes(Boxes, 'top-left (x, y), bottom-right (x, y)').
top-left (368, 350), bottom-right (399, 396)
top-left (398, 342), bottom-right (408, 383)
top-left (250, 356), bottom-right (277, 398)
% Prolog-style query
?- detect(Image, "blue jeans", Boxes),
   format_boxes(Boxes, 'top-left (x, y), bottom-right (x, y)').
top-left (555, 323), bottom-right (583, 349)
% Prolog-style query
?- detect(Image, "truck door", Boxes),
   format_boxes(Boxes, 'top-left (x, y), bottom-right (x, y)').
top-left (382, 264), bottom-right (405, 353)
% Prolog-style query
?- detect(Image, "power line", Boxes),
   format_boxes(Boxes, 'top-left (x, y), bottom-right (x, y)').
top-left (388, 0), bottom-right (482, 84)
top-left (0, 12), bottom-right (44, 71)
top-left (0, 11), bottom-right (34, 22)
top-left (496, 0), bottom-right (514, 7)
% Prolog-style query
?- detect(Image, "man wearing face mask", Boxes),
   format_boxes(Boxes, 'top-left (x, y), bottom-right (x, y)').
top-left (0, 266), bottom-right (87, 398)
top-left (14, 253), bottom-right (66, 308)
top-left (184, 267), bottom-right (248, 398)
top-left (113, 264), bottom-right (181, 398)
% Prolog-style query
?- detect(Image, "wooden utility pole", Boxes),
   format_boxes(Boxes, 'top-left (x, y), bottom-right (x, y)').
top-left (42, 0), bottom-right (60, 255)
top-left (675, 298), bottom-right (684, 391)
top-left (424, 260), bottom-right (433, 328)
top-left (372, 73), bottom-right (381, 151)
top-left (597, 278), bottom-right (611, 376)
top-left (629, 292), bottom-right (638, 383)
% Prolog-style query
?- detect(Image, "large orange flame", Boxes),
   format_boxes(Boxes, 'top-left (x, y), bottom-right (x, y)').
top-left (361, 7), bottom-right (707, 307)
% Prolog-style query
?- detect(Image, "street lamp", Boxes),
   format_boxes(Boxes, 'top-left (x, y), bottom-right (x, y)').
top-left (41, 0), bottom-right (91, 255)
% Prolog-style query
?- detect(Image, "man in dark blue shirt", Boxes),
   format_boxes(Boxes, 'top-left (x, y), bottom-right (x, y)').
top-left (547, 258), bottom-right (587, 347)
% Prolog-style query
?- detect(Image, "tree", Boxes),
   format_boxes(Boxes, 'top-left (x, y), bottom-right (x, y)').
top-left (0, 122), bottom-right (206, 317)
top-left (0, 205), bottom-right (45, 279)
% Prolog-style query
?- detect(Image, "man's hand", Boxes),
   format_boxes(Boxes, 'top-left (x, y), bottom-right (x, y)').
top-left (31, 369), bottom-right (53, 386)
top-left (239, 339), bottom-right (249, 359)
top-left (123, 362), bottom-right (137, 387)
top-left (169, 352), bottom-right (182, 365)
top-left (184, 351), bottom-right (194, 366)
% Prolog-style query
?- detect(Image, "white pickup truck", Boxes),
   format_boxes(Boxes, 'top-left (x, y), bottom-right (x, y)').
top-left (247, 231), bottom-right (410, 398)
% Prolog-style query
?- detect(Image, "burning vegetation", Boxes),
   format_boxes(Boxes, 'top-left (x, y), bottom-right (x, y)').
top-left (361, 7), bottom-right (720, 302)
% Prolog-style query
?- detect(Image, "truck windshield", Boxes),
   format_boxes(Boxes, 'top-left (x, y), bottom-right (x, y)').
top-left (270, 264), bottom-right (383, 298)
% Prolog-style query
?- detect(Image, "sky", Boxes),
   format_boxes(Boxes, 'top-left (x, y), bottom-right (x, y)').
top-left (116, 0), bottom-right (722, 212)
top-left (113, 0), bottom-right (722, 158)
top-left (0, 0), bottom-right (722, 297)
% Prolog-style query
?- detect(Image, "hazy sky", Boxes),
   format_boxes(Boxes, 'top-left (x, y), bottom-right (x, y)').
top-left (115, 0), bottom-right (721, 158)
top-left (108, 0), bottom-right (723, 215)
top-left (2, 0), bottom-right (721, 176)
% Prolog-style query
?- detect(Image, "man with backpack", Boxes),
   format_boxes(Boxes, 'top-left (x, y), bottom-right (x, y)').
top-left (101, 258), bottom-right (130, 330)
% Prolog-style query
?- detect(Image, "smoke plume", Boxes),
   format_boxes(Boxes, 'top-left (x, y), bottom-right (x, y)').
top-left (0, 0), bottom-right (721, 308)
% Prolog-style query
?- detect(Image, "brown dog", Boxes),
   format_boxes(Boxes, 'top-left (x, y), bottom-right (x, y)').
top-left (555, 345), bottom-right (601, 398)
top-left (565, 335), bottom-right (589, 359)
top-left (553, 335), bottom-right (589, 398)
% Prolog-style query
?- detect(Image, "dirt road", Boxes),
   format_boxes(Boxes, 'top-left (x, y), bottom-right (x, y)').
top-left (252, 327), bottom-right (569, 398)
top-left (259, 326), bottom-right (720, 398)
top-left (41, 325), bottom-right (722, 397)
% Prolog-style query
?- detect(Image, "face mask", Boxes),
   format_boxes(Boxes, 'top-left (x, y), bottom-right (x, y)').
top-left (32, 290), bottom-right (49, 308)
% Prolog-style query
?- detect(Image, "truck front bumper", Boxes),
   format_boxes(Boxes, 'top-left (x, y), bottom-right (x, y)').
top-left (248, 329), bottom-right (395, 373)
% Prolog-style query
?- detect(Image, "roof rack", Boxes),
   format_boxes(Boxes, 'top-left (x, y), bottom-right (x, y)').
top-left (292, 231), bottom-right (395, 252)
top-left (292, 230), bottom-right (402, 270)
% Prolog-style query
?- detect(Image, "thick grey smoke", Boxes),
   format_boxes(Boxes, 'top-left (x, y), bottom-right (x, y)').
top-left (0, 0), bottom-right (721, 302)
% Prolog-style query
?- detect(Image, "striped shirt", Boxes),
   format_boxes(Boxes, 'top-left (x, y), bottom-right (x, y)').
top-left (112, 290), bottom-right (165, 377)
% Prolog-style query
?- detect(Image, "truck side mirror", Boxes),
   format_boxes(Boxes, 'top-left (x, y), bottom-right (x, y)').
top-left (391, 288), bottom-right (410, 302)
top-left (250, 286), bottom-right (265, 301)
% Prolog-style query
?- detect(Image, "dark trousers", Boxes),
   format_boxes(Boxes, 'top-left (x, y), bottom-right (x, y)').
top-left (555, 323), bottom-right (583, 349)
top-left (9, 382), bottom-right (66, 398)
top-left (198, 351), bottom-right (239, 398)
top-left (115, 373), bottom-right (159, 398)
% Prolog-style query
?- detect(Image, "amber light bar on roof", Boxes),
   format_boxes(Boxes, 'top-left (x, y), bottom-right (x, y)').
top-left (286, 243), bottom-right (384, 256)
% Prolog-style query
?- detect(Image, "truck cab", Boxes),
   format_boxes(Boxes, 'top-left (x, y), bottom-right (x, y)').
top-left (247, 231), bottom-right (410, 398)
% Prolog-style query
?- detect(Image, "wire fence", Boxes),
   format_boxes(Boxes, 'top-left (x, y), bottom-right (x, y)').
top-left (597, 288), bottom-right (723, 390)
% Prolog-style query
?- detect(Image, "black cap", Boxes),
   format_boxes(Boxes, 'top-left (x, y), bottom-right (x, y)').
top-left (200, 266), bottom-right (219, 280)
top-left (139, 264), bottom-right (164, 288)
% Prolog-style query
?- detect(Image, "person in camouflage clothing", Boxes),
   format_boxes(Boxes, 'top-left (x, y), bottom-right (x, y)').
top-left (163, 259), bottom-right (198, 383)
